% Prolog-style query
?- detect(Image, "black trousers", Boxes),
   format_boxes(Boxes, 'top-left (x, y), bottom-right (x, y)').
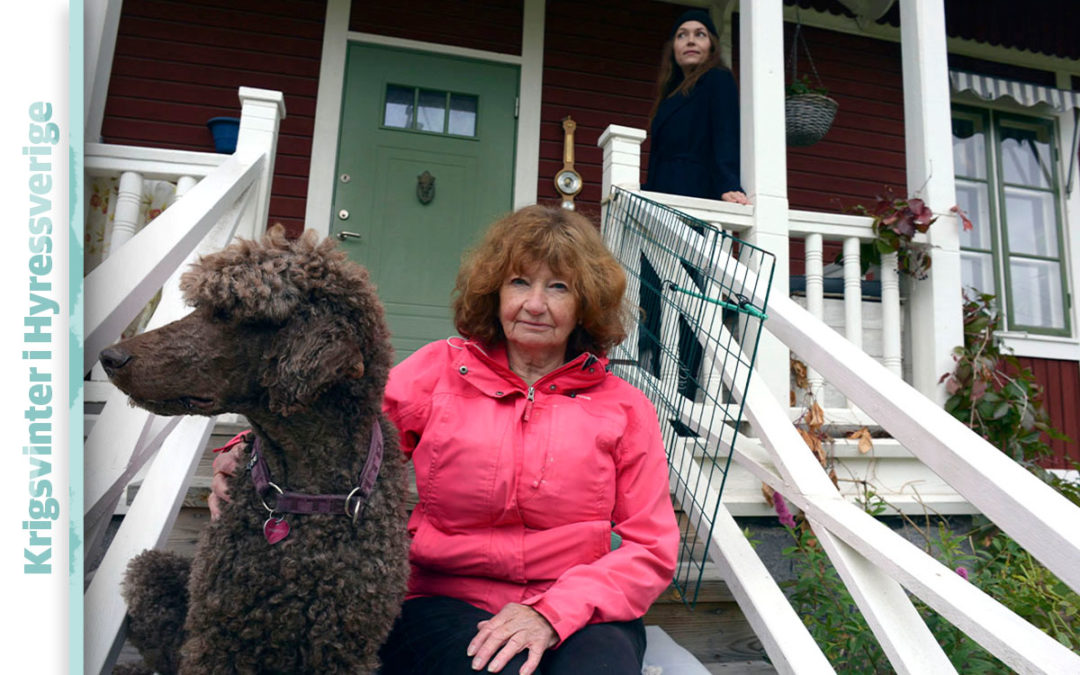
top-left (378, 596), bottom-right (647, 675)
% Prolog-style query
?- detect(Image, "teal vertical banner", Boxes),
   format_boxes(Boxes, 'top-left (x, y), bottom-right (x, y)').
top-left (0, 2), bottom-right (76, 672)
top-left (70, 2), bottom-right (85, 674)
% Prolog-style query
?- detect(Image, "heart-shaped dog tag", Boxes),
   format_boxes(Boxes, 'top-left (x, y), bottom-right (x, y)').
top-left (263, 516), bottom-right (290, 545)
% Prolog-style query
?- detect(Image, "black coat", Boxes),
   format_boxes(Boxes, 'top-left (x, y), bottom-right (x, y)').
top-left (643, 68), bottom-right (743, 199)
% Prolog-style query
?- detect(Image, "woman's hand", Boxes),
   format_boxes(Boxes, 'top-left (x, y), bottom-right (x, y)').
top-left (208, 446), bottom-right (241, 520)
top-left (466, 603), bottom-right (557, 675)
top-left (721, 190), bottom-right (750, 205)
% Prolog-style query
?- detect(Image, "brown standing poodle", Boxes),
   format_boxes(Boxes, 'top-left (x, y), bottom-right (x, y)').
top-left (101, 227), bottom-right (409, 674)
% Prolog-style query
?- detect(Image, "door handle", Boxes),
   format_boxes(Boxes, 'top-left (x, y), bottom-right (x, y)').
top-left (337, 231), bottom-right (362, 242)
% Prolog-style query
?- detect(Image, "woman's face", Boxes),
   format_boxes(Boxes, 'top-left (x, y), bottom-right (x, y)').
top-left (673, 20), bottom-right (712, 72)
top-left (499, 262), bottom-right (579, 362)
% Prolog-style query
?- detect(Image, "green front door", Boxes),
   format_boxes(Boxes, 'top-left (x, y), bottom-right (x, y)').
top-left (332, 43), bottom-right (518, 360)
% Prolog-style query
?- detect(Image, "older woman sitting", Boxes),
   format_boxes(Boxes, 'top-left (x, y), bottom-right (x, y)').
top-left (213, 205), bottom-right (678, 674)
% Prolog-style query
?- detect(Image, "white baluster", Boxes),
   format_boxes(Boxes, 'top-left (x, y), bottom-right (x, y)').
top-left (108, 170), bottom-right (144, 255)
top-left (842, 237), bottom-right (863, 350)
top-left (842, 237), bottom-right (864, 411)
top-left (804, 234), bottom-right (825, 401)
top-left (880, 251), bottom-right (902, 377)
top-left (175, 174), bottom-right (197, 199)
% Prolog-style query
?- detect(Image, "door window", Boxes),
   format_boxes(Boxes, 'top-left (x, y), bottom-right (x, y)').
top-left (382, 84), bottom-right (478, 138)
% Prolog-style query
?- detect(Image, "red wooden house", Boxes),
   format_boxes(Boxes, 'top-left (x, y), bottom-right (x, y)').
top-left (84, 1), bottom-right (1080, 672)
top-left (92, 0), bottom-right (1080, 466)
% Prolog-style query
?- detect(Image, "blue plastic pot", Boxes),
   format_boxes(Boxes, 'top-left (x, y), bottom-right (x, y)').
top-left (207, 117), bottom-right (240, 153)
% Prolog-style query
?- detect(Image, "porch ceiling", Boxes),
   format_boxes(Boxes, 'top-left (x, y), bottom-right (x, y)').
top-left (785, 0), bottom-right (1080, 62)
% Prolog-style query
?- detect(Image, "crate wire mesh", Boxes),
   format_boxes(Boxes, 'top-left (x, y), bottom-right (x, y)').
top-left (602, 188), bottom-right (776, 607)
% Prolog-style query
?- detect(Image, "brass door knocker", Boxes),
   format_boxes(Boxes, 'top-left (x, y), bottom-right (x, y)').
top-left (416, 171), bottom-right (435, 205)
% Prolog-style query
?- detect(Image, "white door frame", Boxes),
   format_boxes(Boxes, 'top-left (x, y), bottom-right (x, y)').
top-left (304, 0), bottom-right (545, 237)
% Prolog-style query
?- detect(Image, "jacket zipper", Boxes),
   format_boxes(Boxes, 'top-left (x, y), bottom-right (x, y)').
top-left (523, 386), bottom-right (535, 422)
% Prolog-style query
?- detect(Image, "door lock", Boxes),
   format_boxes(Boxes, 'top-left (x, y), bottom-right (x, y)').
top-left (336, 231), bottom-right (362, 241)
top-left (338, 209), bottom-right (350, 220)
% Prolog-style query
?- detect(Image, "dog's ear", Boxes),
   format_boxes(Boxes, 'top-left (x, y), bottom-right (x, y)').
top-left (264, 313), bottom-right (364, 416)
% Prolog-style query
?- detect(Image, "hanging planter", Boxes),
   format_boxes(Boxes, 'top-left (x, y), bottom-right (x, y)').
top-left (785, 24), bottom-right (838, 147)
top-left (206, 116), bottom-right (240, 153)
top-left (786, 89), bottom-right (839, 147)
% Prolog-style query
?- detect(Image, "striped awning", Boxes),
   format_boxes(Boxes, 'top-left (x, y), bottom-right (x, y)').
top-left (949, 70), bottom-right (1080, 112)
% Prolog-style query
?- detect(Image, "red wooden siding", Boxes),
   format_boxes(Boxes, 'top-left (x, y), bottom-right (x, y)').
top-left (350, 0), bottom-right (522, 56)
top-left (537, 0), bottom-right (685, 220)
top-left (784, 22), bottom-right (904, 282)
top-left (783, 22), bottom-right (906, 214)
top-left (1015, 357), bottom-right (1080, 469)
top-left (102, 0), bottom-right (326, 236)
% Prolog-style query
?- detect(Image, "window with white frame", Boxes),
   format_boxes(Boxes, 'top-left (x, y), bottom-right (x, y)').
top-left (952, 106), bottom-right (1071, 336)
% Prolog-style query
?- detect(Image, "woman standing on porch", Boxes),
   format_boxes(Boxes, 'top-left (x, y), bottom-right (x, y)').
top-left (638, 9), bottom-right (747, 389)
top-left (211, 206), bottom-right (678, 675)
top-left (643, 9), bottom-right (747, 205)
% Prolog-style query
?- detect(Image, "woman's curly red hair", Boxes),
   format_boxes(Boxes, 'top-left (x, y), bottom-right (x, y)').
top-left (452, 205), bottom-right (630, 357)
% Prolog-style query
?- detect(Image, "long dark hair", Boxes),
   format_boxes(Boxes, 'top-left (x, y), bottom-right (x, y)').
top-left (648, 32), bottom-right (729, 124)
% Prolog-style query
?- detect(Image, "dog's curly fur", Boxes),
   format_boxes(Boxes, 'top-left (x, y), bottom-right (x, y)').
top-left (103, 227), bottom-right (410, 674)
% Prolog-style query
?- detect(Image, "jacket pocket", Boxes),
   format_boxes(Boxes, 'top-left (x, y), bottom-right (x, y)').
top-left (409, 514), bottom-right (495, 578)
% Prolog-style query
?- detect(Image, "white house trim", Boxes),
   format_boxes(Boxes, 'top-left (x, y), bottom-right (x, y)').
top-left (999, 333), bottom-right (1080, 361)
top-left (740, 0), bottom-right (790, 404)
top-left (513, 0), bottom-right (545, 209)
top-left (304, 0), bottom-right (351, 237)
top-left (1062, 105), bottom-right (1080, 351)
top-left (900, 0), bottom-right (962, 402)
top-left (304, 2), bottom-right (545, 235)
top-left (347, 32), bottom-right (524, 66)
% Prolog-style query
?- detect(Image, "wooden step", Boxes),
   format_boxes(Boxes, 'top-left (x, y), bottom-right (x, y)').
top-left (655, 562), bottom-right (736, 605)
top-left (644, 601), bottom-right (772, 670)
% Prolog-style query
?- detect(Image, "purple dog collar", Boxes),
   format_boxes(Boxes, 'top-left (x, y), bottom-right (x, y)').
top-left (248, 422), bottom-right (384, 524)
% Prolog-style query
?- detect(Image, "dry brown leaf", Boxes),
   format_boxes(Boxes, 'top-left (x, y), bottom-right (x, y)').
top-left (791, 356), bottom-right (809, 390)
top-left (858, 434), bottom-right (873, 455)
top-left (848, 426), bottom-right (874, 454)
top-left (761, 482), bottom-right (775, 507)
top-left (790, 389), bottom-right (796, 406)
top-left (828, 468), bottom-right (839, 489)
top-left (808, 401), bottom-right (825, 429)
top-left (797, 428), bottom-right (827, 467)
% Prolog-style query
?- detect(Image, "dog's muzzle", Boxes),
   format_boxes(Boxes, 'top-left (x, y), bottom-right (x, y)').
top-left (100, 346), bottom-right (133, 377)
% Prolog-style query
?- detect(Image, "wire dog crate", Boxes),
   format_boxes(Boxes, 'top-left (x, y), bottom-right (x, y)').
top-left (602, 188), bottom-right (776, 607)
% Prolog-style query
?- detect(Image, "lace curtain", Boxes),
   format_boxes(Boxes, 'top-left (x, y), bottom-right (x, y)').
top-left (85, 176), bottom-right (179, 339)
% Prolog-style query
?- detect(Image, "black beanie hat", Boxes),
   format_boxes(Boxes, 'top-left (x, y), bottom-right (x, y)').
top-left (670, 9), bottom-right (719, 40)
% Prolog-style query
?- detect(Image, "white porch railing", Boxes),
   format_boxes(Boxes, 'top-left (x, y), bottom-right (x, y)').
top-left (83, 87), bottom-right (285, 675)
top-left (600, 184), bottom-right (1080, 672)
top-left (787, 211), bottom-right (906, 406)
